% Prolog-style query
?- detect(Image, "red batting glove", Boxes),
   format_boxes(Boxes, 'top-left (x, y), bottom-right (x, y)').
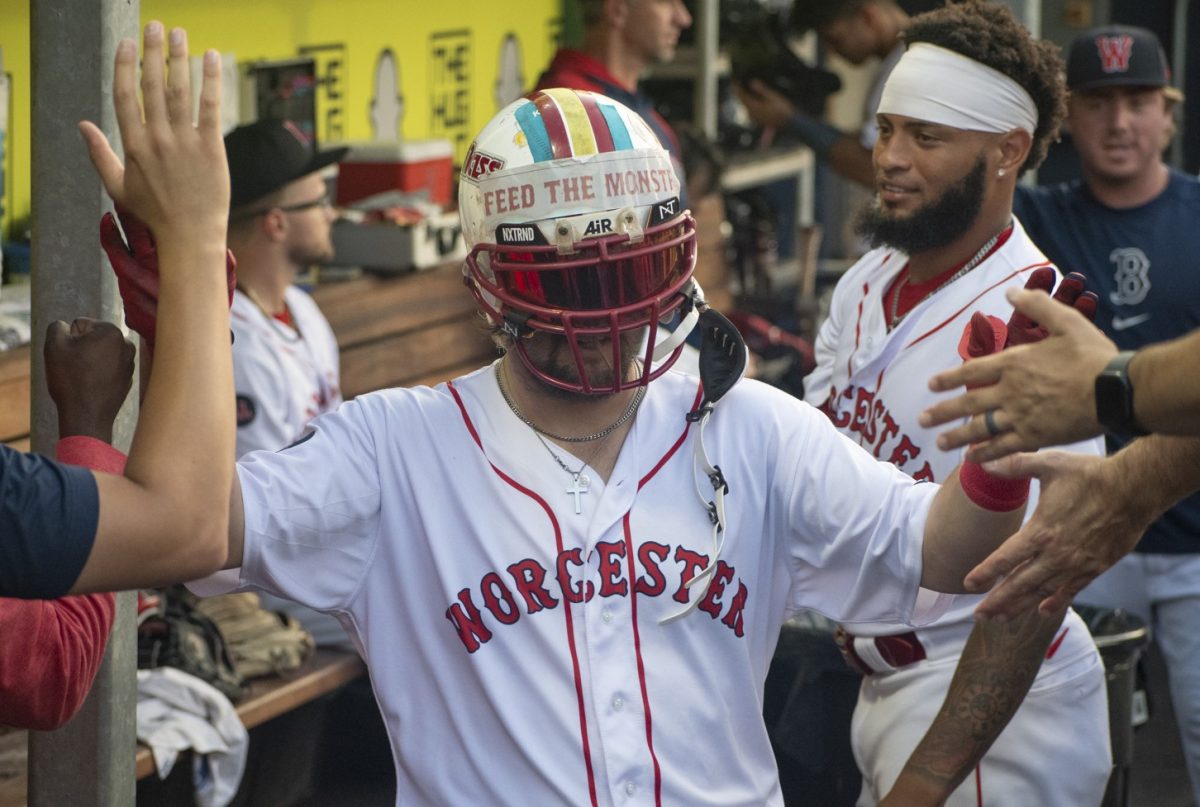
top-left (100, 203), bottom-right (237, 353)
top-left (1005, 269), bottom-right (1098, 346)
top-left (956, 269), bottom-right (1099, 361)
top-left (958, 312), bottom-right (1007, 363)
top-left (952, 270), bottom-right (1100, 511)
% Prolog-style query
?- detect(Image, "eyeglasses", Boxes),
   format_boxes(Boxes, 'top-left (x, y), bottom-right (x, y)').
top-left (233, 193), bottom-right (332, 221)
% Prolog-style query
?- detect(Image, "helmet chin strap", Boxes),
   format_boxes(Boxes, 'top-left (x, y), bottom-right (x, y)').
top-left (651, 279), bottom-right (703, 363)
top-left (661, 290), bottom-right (749, 626)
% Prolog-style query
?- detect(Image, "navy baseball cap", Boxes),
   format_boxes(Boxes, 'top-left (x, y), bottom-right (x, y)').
top-left (225, 119), bottom-right (349, 209)
top-left (1066, 25), bottom-right (1171, 92)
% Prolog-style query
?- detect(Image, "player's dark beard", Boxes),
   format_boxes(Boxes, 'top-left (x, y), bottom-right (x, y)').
top-left (531, 329), bottom-right (646, 401)
top-left (854, 156), bottom-right (988, 255)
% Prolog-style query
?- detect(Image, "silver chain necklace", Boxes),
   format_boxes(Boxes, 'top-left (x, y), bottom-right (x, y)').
top-left (495, 362), bottom-right (646, 443)
top-left (239, 284), bottom-right (302, 344)
top-left (888, 224), bottom-right (1008, 330)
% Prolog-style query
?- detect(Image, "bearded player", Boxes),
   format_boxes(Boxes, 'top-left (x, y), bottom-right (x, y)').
top-left (802, 3), bottom-right (1111, 805)
top-left (105, 82), bottom-right (1055, 803)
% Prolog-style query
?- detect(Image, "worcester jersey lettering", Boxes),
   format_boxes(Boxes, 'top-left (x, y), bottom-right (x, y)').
top-left (804, 219), bottom-right (1111, 806)
top-left (200, 365), bottom-right (945, 806)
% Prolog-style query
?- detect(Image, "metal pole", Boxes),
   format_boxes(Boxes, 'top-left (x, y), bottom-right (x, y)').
top-left (28, 1), bottom-right (139, 804)
top-left (1171, 0), bottom-right (1190, 167)
top-left (693, 0), bottom-right (718, 139)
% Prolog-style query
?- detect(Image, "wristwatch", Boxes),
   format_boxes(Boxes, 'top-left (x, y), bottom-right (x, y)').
top-left (1094, 350), bottom-right (1147, 436)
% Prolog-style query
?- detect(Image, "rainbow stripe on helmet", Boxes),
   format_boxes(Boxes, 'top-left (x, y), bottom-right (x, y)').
top-left (515, 88), bottom-right (634, 162)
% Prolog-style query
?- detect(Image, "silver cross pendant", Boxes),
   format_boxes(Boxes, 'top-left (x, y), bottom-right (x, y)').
top-left (567, 472), bottom-right (590, 514)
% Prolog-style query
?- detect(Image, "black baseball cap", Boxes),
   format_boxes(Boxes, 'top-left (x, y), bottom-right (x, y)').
top-left (224, 119), bottom-right (349, 209)
top-left (1066, 25), bottom-right (1171, 92)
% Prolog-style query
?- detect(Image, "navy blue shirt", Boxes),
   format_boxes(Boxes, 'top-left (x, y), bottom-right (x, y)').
top-left (0, 445), bottom-right (100, 597)
top-left (1015, 169), bottom-right (1200, 553)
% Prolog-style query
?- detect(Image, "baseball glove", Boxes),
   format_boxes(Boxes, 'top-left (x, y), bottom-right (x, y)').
top-left (194, 592), bottom-right (315, 680)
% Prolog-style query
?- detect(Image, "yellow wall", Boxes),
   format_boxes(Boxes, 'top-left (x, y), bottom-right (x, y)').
top-left (0, 0), bottom-right (563, 239)
top-left (0, 1), bottom-right (31, 241)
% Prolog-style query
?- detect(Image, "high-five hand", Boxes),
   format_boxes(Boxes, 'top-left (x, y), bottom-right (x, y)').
top-left (78, 23), bottom-right (228, 247)
top-left (920, 278), bottom-right (1110, 462)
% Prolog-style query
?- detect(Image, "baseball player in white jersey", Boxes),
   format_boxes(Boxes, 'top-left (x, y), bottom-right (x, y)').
top-left (230, 286), bottom-right (340, 456)
top-left (803, 5), bottom-right (1111, 804)
top-left (219, 121), bottom-right (347, 647)
top-left (805, 229), bottom-right (1111, 806)
top-left (186, 86), bottom-right (1041, 806)
top-left (223, 120), bottom-right (345, 458)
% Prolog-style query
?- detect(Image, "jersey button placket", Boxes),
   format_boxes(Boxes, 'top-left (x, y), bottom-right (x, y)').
top-left (582, 531), bottom-right (648, 805)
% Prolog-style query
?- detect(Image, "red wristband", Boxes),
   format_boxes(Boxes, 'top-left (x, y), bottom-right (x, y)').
top-left (959, 459), bottom-right (1029, 512)
top-left (56, 436), bottom-right (127, 475)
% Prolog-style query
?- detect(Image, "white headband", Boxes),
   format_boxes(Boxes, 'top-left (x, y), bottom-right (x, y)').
top-left (878, 43), bottom-right (1038, 135)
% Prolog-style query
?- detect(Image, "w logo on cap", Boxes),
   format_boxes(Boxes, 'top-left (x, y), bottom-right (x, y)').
top-left (1096, 35), bottom-right (1134, 73)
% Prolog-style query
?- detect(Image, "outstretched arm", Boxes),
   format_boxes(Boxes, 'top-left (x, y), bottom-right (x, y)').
top-left (879, 605), bottom-right (1067, 805)
top-left (1123, 330), bottom-right (1200, 436)
top-left (963, 436), bottom-right (1200, 620)
top-left (69, 22), bottom-right (236, 592)
top-left (734, 80), bottom-right (875, 188)
top-left (917, 272), bottom-right (1096, 593)
top-left (924, 293), bottom-right (1200, 451)
top-left (919, 288), bottom-right (1116, 462)
top-left (0, 318), bottom-right (132, 729)
top-left (918, 469), bottom-right (1026, 593)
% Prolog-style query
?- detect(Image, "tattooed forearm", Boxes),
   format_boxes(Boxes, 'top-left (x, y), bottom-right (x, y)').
top-left (883, 605), bottom-right (1069, 804)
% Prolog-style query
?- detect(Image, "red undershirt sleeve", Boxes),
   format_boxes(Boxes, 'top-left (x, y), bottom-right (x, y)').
top-left (0, 437), bottom-right (125, 731)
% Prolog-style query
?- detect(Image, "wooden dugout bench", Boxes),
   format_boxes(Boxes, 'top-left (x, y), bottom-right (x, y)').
top-left (0, 650), bottom-right (365, 806)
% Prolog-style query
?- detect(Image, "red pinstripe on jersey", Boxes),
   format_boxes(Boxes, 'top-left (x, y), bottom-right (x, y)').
top-left (852, 282), bottom-right (868, 378)
top-left (448, 379), bottom-right (599, 807)
top-left (906, 261), bottom-right (1053, 350)
top-left (849, 253), bottom-right (892, 376)
top-left (622, 383), bottom-right (704, 805)
top-left (1045, 627), bottom-right (1070, 660)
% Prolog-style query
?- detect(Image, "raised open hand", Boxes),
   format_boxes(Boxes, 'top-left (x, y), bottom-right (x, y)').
top-left (78, 22), bottom-right (228, 247)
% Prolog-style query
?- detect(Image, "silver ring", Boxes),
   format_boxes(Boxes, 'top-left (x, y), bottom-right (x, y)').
top-left (984, 408), bottom-right (1002, 437)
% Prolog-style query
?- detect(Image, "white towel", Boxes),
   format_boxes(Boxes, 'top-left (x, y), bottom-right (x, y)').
top-left (136, 667), bottom-right (249, 807)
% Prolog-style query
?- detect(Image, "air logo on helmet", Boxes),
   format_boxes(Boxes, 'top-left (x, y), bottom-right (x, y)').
top-left (582, 218), bottom-right (614, 237)
top-left (1096, 34), bottom-right (1134, 73)
top-left (463, 145), bottom-right (506, 181)
top-left (649, 196), bottom-right (682, 226)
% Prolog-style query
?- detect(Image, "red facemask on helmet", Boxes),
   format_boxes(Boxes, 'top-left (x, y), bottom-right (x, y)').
top-left (460, 88), bottom-right (699, 394)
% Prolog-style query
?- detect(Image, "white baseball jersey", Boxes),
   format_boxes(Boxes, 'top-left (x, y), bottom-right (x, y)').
top-left (231, 285), bottom-right (341, 458)
top-left (202, 363), bottom-right (953, 806)
top-left (229, 285), bottom-right (347, 648)
top-left (804, 220), bottom-right (1111, 806)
